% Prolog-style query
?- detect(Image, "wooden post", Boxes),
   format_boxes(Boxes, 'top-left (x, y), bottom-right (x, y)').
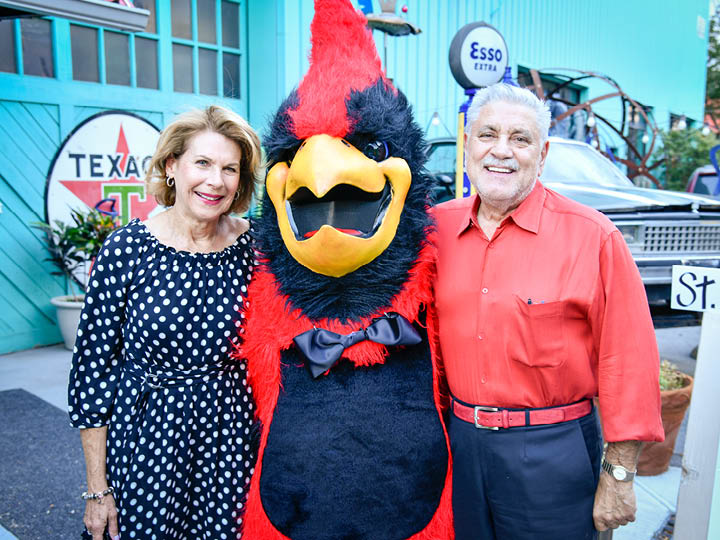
top-left (671, 265), bottom-right (720, 539)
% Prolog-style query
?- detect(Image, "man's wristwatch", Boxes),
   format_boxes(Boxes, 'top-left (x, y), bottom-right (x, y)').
top-left (601, 456), bottom-right (636, 482)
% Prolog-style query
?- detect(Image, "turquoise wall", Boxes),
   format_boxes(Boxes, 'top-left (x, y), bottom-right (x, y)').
top-left (246, 0), bottom-right (285, 128)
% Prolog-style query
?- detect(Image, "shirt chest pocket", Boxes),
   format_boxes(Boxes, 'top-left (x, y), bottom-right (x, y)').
top-left (505, 295), bottom-right (566, 368)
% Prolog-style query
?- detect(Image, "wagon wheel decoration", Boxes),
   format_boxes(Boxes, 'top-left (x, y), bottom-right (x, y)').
top-left (525, 68), bottom-right (663, 188)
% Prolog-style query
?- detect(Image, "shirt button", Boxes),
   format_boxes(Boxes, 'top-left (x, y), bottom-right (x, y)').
top-left (477, 335), bottom-right (483, 340)
top-left (488, 243), bottom-right (494, 249)
top-left (482, 287), bottom-right (488, 294)
top-left (481, 376), bottom-right (487, 384)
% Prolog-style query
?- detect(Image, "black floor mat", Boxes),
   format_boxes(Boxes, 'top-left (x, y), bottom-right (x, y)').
top-left (0, 389), bottom-right (85, 539)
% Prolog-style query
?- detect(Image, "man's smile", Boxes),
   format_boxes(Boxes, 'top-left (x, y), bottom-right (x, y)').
top-left (485, 166), bottom-right (516, 174)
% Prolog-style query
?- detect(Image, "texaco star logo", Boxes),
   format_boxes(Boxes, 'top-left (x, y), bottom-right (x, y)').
top-left (46, 111), bottom-right (161, 228)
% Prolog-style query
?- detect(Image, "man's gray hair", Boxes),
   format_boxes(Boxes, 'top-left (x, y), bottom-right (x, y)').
top-left (465, 83), bottom-right (552, 142)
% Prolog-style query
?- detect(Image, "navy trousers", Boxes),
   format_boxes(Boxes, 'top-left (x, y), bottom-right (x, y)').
top-left (450, 399), bottom-right (602, 540)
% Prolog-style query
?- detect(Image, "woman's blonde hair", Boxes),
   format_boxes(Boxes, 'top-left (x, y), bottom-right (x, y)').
top-left (145, 105), bottom-right (263, 213)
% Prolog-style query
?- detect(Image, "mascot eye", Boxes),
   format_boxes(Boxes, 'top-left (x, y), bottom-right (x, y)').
top-left (287, 140), bottom-right (307, 166)
top-left (363, 140), bottom-right (389, 162)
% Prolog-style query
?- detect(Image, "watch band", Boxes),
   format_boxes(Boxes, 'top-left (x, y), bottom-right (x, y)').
top-left (601, 456), bottom-right (636, 482)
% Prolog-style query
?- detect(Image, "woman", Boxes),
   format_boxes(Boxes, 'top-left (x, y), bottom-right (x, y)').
top-left (68, 105), bottom-right (263, 540)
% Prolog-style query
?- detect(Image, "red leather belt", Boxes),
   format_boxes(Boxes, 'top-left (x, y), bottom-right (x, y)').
top-left (452, 399), bottom-right (592, 430)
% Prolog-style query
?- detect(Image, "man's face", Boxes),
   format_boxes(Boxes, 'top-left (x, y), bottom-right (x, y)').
top-left (465, 100), bottom-right (549, 208)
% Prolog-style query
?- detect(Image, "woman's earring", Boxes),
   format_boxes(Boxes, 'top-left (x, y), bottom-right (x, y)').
top-left (166, 176), bottom-right (175, 187)
top-left (234, 191), bottom-right (240, 201)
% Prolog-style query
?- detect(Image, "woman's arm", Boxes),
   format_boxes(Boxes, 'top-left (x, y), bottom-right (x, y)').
top-left (80, 427), bottom-right (119, 540)
top-left (70, 226), bottom-right (138, 539)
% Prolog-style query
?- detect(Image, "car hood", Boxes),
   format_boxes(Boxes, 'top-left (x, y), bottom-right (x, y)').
top-left (544, 182), bottom-right (720, 212)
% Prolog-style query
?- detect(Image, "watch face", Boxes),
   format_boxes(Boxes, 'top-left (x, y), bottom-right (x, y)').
top-left (612, 468), bottom-right (627, 481)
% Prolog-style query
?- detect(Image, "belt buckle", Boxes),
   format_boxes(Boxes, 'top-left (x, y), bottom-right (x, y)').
top-left (145, 373), bottom-right (162, 390)
top-left (474, 405), bottom-right (500, 430)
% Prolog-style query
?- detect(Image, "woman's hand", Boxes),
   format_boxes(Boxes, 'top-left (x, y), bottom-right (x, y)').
top-left (80, 427), bottom-right (119, 539)
top-left (83, 493), bottom-right (119, 540)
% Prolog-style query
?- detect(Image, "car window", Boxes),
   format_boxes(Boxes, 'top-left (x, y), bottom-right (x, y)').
top-left (425, 142), bottom-right (456, 176)
top-left (692, 173), bottom-right (718, 195)
top-left (541, 142), bottom-right (634, 188)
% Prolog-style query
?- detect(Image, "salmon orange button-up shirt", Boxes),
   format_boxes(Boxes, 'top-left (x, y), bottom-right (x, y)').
top-left (432, 182), bottom-right (664, 442)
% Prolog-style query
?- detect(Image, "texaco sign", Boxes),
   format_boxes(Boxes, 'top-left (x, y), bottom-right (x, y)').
top-left (45, 111), bottom-right (161, 227)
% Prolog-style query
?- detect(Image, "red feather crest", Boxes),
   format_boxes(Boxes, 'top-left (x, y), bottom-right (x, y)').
top-left (289, 0), bottom-right (388, 139)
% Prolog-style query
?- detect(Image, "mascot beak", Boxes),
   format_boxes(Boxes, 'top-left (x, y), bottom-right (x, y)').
top-left (266, 134), bottom-right (412, 277)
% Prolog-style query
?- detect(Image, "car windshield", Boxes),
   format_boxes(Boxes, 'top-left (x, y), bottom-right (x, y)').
top-left (425, 141), bottom-right (456, 175)
top-left (692, 173), bottom-right (719, 195)
top-left (541, 141), bottom-right (634, 188)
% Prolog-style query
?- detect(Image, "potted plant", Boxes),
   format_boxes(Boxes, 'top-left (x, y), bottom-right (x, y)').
top-left (33, 205), bottom-right (119, 350)
top-left (637, 360), bottom-right (694, 476)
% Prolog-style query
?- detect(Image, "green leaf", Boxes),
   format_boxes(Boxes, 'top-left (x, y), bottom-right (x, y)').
top-left (650, 128), bottom-right (719, 191)
top-left (29, 206), bottom-right (120, 289)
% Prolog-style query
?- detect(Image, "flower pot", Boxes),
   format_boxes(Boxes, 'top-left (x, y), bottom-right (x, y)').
top-left (50, 295), bottom-right (85, 351)
top-left (637, 372), bottom-right (693, 476)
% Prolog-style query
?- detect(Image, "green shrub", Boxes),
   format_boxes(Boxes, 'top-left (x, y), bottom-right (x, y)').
top-left (652, 129), bottom-right (719, 192)
top-left (32, 207), bottom-right (119, 297)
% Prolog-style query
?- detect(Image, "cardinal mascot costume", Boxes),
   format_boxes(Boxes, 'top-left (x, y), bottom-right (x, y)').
top-left (235, 0), bottom-right (453, 538)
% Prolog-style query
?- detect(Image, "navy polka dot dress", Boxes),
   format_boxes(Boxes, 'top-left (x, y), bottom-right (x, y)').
top-left (68, 218), bottom-right (255, 539)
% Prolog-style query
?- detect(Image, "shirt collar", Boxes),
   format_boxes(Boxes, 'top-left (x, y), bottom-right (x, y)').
top-left (456, 180), bottom-right (546, 237)
top-left (456, 194), bottom-right (482, 236)
top-left (508, 180), bottom-right (546, 234)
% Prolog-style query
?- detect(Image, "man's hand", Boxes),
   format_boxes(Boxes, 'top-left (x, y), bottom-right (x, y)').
top-left (593, 440), bottom-right (642, 531)
top-left (593, 469), bottom-right (637, 530)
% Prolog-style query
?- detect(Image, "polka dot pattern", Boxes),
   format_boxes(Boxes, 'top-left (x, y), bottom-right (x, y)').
top-left (68, 219), bottom-right (255, 539)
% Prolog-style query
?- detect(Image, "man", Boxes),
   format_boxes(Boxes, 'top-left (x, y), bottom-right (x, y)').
top-left (433, 83), bottom-right (664, 539)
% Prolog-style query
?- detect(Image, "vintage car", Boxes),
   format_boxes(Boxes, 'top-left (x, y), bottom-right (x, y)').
top-left (425, 136), bottom-right (720, 303)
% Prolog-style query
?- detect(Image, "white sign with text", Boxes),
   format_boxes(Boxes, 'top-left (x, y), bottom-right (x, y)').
top-left (672, 264), bottom-right (720, 537)
top-left (46, 111), bottom-right (161, 229)
top-left (459, 26), bottom-right (508, 88)
top-left (671, 265), bottom-right (720, 312)
top-left (448, 22), bottom-right (508, 89)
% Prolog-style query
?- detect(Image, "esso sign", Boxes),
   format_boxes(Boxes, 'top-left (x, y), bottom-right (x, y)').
top-left (449, 22), bottom-right (508, 89)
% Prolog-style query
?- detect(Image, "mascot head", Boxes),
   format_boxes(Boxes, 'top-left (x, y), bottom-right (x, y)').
top-left (257, 0), bottom-right (433, 321)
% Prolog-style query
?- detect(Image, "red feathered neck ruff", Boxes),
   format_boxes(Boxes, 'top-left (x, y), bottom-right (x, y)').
top-left (236, 236), bottom-right (441, 424)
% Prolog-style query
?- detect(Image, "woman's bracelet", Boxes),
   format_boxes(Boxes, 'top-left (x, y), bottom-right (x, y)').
top-left (81, 486), bottom-right (114, 503)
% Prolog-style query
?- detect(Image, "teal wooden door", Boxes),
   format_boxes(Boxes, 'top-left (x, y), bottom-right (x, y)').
top-left (0, 100), bottom-right (65, 351)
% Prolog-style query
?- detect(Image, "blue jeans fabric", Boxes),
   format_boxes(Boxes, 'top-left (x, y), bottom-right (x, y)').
top-left (450, 398), bottom-right (602, 540)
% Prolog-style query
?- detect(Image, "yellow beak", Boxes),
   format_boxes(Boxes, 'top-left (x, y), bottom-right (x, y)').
top-left (266, 134), bottom-right (412, 277)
